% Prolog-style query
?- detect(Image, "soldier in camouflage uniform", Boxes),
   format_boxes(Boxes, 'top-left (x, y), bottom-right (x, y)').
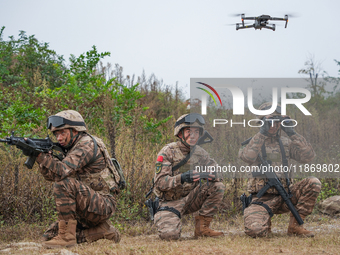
top-left (239, 103), bottom-right (321, 238)
top-left (153, 113), bottom-right (226, 240)
top-left (32, 110), bottom-right (121, 248)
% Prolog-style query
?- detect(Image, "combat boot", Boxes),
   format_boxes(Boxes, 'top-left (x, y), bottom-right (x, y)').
top-left (43, 220), bottom-right (77, 248)
top-left (287, 214), bottom-right (314, 237)
top-left (84, 220), bottom-right (121, 243)
top-left (194, 215), bottom-right (224, 238)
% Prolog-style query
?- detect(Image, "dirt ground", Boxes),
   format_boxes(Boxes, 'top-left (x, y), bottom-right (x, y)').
top-left (1, 214), bottom-right (340, 255)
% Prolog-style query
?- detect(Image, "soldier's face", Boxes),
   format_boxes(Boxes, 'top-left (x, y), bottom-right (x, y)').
top-left (268, 120), bottom-right (280, 135)
top-left (54, 128), bottom-right (76, 147)
top-left (179, 127), bottom-right (200, 146)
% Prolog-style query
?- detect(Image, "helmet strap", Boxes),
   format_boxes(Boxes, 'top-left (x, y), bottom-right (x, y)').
top-left (64, 129), bottom-right (80, 148)
top-left (180, 129), bottom-right (195, 148)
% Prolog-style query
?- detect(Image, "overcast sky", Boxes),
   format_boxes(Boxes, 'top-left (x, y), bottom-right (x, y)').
top-left (1, 0), bottom-right (339, 97)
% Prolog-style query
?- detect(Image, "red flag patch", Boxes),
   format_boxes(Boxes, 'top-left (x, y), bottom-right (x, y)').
top-left (157, 156), bottom-right (163, 162)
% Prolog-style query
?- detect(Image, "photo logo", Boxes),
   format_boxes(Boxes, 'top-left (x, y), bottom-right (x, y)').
top-left (197, 83), bottom-right (311, 116)
top-left (196, 82), bottom-right (222, 115)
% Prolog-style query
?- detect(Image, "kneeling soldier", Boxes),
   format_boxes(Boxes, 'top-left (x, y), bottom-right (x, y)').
top-left (239, 103), bottom-right (321, 238)
top-left (153, 113), bottom-right (226, 240)
top-left (35, 110), bottom-right (121, 248)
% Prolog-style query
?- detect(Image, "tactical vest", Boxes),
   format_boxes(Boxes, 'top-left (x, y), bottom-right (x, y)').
top-left (72, 134), bottom-right (121, 196)
top-left (247, 136), bottom-right (293, 195)
top-left (154, 142), bottom-right (203, 201)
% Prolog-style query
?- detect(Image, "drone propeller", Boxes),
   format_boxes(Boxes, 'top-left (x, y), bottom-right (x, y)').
top-left (283, 13), bottom-right (300, 18)
top-left (228, 13), bottom-right (246, 17)
top-left (225, 23), bottom-right (252, 26)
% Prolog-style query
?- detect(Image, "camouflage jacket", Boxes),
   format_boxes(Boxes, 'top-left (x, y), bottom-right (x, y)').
top-left (153, 140), bottom-right (219, 201)
top-left (36, 133), bottom-right (120, 196)
top-left (238, 132), bottom-right (316, 194)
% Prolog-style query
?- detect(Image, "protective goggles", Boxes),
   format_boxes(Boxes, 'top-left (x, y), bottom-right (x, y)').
top-left (267, 116), bottom-right (293, 125)
top-left (47, 116), bottom-right (86, 129)
top-left (174, 113), bottom-right (205, 128)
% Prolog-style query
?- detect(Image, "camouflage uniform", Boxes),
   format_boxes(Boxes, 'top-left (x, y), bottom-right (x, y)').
top-left (239, 121), bottom-right (321, 237)
top-left (153, 140), bottom-right (225, 240)
top-left (39, 110), bottom-right (121, 245)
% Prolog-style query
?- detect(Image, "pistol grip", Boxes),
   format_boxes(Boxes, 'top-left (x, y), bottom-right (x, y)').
top-left (24, 156), bottom-right (36, 169)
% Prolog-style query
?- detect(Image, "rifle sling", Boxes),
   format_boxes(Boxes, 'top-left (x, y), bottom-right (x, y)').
top-left (254, 137), bottom-right (291, 196)
top-left (172, 145), bottom-right (196, 172)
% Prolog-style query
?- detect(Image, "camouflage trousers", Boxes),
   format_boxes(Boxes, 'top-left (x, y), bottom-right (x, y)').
top-left (42, 177), bottom-right (116, 242)
top-left (244, 177), bottom-right (321, 238)
top-left (154, 181), bottom-right (225, 240)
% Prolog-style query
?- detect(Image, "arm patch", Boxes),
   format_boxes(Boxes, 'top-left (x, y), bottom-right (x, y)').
top-left (155, 162), bottom-right (162, 174)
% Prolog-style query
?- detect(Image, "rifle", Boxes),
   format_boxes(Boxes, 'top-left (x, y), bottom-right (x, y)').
top-left (256, 153), bottom-right (304, 225)
top-left (0, 131), bottom-right (65, 169)
top-left (145, 196), bottom-right (159, 221)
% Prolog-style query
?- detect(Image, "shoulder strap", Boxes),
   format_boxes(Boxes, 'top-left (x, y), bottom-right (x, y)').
top-left (260, 137), bottom-right (291, 196)
top-left (172, 145), bottom-right (197, 172)
top-left (145, 144), bottom-right (197, 198)
top-left (86, 134), bottom-right (99, 166)
top-left (278, 138), bottom-right (291, 196)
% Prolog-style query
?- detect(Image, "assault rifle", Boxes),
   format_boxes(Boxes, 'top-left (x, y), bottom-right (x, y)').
top-left (0, 131), bottom-right (65, 169)
top-left (256, 153), bottom-right (304, 225)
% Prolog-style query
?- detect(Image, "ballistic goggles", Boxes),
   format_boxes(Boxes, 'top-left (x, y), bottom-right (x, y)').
top-left (266, 116), bottom-right (293, 125)
top-left (174, 113), bottom-right (205, 128)
top-left (47, 116), bottom-right (86, 130)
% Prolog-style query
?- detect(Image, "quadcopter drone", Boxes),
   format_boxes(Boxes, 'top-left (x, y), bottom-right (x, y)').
top-left (236, 14), bottom-right (288, 31)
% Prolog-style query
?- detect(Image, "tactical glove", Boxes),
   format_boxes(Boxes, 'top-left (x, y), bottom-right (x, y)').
top-left (181, 170), bottom-right (196, 184)
top-left (259, 117), bottom-right (270, 136)
top-left (199, 171), bottom-right (216, 181)
top-left (20, 138), bottom-right (40, 157)
top-left (281, 118), bottom-right (296, 137)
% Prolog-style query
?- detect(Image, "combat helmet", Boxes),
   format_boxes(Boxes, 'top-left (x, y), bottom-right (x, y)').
top-left (174, 113), bottom-right (205, 137)
top-left (47, 110), bottom-right (87, 132)
top-left (256, 102), bottom-right (282, 120)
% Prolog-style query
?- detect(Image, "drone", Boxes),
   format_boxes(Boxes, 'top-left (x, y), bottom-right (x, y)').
top-left (236, 14), bottom-right (288, 31)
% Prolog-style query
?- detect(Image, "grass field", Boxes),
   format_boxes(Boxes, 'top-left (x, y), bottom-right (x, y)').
top-left (1, 213), bottom-right (340, 255)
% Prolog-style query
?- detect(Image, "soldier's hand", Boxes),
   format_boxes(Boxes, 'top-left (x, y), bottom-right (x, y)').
top-left (280, 116), bottom-right (296, 137)
top-left (259, 117), bottom-right (270, 136)
top-left (199, 171), bottom-right (216, 181)
top-left (21, 138), bottom-right (40, 157)
top-left (181, 170), bottom-right (200, 184)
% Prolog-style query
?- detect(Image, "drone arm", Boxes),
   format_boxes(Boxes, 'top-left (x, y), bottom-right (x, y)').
top-left (270, 17), bottom-right (285, 21)
top-left (262, 25), bottom-right (275, 31)
top-left (236, 24), bottom-right (255, 30)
